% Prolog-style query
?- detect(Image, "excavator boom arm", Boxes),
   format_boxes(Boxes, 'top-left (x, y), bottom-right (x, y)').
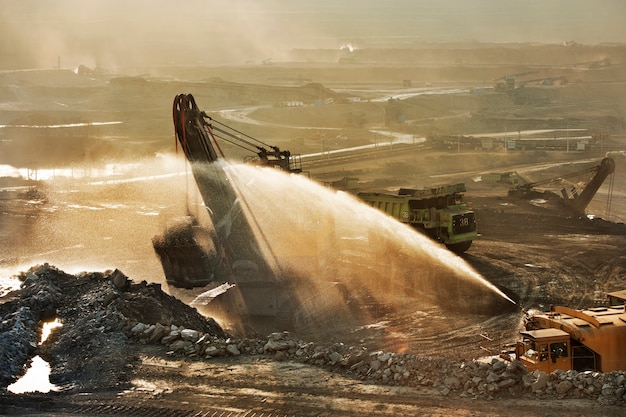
top-left (566, 157), bottom-right (615, 215)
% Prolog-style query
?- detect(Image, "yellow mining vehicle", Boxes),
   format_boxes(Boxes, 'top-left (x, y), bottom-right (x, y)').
top-left (358, 183), bottom-right (478, 253)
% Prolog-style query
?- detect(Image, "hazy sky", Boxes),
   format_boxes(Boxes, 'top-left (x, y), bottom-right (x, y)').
top-left (1, 0), bottom-right (624, 69)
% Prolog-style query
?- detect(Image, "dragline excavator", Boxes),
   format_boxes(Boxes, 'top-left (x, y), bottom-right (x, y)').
top-left (508, 157), bottom-right (616, 218)
top-left (152, 94), bottom-right (306, 327)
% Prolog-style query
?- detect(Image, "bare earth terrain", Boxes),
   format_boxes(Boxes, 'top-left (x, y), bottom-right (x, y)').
top-left (1, 43), bottom-right (626, 415)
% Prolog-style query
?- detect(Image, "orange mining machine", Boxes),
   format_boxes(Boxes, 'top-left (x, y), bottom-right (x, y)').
top-left (516, 290), bottom-right (626, 373)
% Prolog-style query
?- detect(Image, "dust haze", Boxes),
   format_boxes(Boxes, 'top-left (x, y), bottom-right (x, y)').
top-left (1, 1), bottom-right (625, 70)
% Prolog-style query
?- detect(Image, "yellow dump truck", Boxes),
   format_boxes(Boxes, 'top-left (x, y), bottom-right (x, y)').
top-left (358, 183), bottom-right (477, 254)
top-left (516, 290), bottom-right (626, 373)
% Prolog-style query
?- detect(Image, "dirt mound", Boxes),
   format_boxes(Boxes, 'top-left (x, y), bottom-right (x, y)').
top-left (0, 264), bottom-right (225, 392)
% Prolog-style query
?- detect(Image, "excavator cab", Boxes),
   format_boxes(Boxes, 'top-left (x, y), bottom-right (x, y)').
top-left (516, 328), bottom-right (571, 372)
top-left (244, 146), bottom-right (302, 173)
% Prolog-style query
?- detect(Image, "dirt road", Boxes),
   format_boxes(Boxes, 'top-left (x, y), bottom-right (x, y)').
top-left (3, 352), bottom-right (625, 416)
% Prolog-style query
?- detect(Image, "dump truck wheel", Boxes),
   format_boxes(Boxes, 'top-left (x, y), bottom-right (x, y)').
top-left (446, 240), bottom-right (472, 254)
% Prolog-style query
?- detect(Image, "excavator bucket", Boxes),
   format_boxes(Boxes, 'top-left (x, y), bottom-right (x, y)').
top-left (151, 215), bottom-right (219, 289)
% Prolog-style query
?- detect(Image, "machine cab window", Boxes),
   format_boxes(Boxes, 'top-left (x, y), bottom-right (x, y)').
top-left (516, 329), bottom-right (571, 372)
top-left (606, 290), bottom-right (626, 307)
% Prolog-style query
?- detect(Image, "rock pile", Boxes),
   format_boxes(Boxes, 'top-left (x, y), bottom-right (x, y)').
top-left (0, 264), bottom-right (225, 391)
top-left (523, 368), bottom-right (626, 405)
top-left (129, 325), bottom-right (626, 405)
top-left (0, 267), bottom-right (63, 388)
top-left (129, 321), bottom-right (257, 358)
top-left (0, 305), bottom-right (41, 388)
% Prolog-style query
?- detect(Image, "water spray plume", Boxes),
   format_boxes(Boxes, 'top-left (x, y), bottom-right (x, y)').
top-left (225, 163), bottom-right (516, 318)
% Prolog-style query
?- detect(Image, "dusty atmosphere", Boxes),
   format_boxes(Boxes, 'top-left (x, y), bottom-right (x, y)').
top-left (2, 2), bottom-right (626, 416)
